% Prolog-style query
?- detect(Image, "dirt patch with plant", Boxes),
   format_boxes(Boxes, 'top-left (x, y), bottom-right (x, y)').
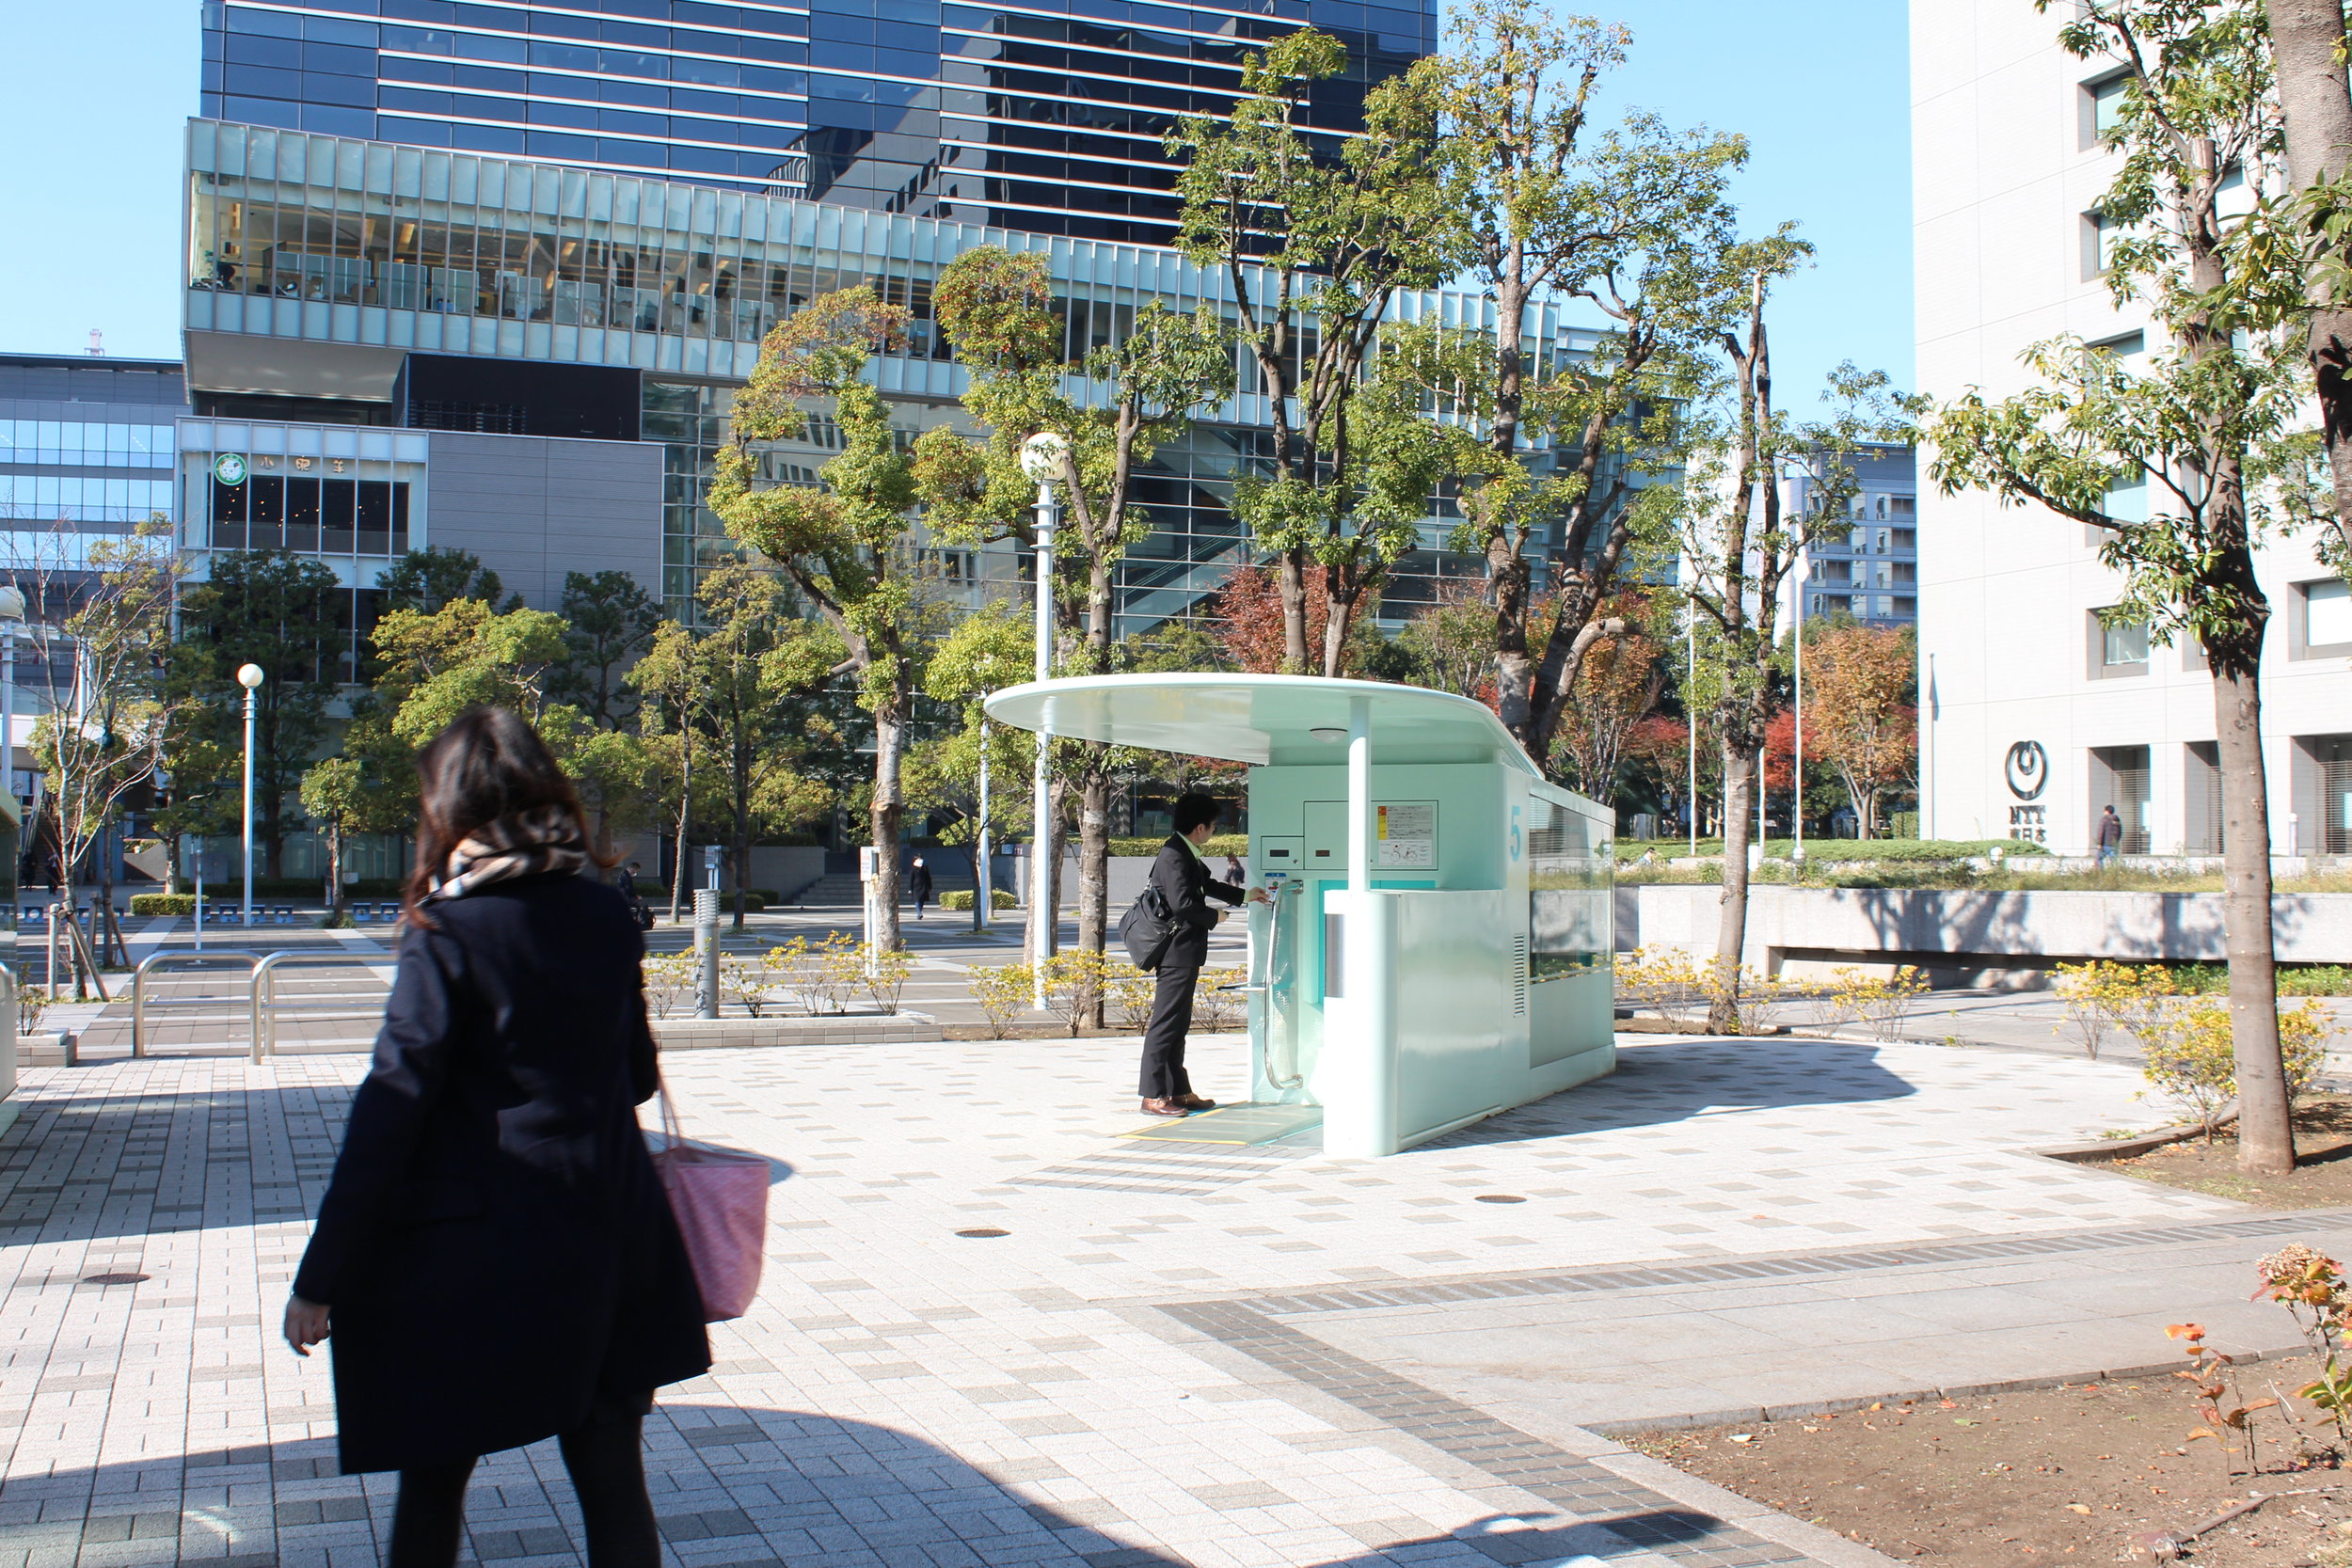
top-left (2099, 1099), bottom-right (2352, 1210)
top-left (1629, 1367), bottom-right (2349, 1565)
top-left (1629, 1247), bottom-right (2352, 1565)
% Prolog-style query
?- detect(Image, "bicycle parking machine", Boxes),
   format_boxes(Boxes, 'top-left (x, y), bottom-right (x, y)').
top-left (984, 674), bottom-right (1616, 1156)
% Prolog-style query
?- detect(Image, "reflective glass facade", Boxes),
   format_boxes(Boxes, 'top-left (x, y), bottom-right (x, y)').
top-left (199, 0), bottom-right (1429, 245)
top-left (184, 122), bottom-right (1612, 623)
top-left (0, 356), bottom-right (186, 562)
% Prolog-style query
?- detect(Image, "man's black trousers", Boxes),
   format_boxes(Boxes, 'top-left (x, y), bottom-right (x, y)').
top-left (1138, 961), bottom-right (1200, 1100)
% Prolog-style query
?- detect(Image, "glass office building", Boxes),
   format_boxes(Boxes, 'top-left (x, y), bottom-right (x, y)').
top-left (184, 120), bottom-right (1603, 623)
top-left (0, 355), bottom-right (186, 572)
top-left (199, 0), bottom-right (1430, 245)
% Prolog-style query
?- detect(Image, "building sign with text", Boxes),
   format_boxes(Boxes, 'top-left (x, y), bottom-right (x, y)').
top-left (2005, 740), bottom-right (2048, 843)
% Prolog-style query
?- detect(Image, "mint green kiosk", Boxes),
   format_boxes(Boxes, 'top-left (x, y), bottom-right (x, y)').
top-left (983, 674), bottom-right (1616, 1157)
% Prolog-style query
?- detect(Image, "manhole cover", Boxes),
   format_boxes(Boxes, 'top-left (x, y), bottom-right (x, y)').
top-left (955, 1227), bottom-right (1010, 1239)
top-left (82, 1273), bottom-right (149, 1286)
top-left (1473, 1195), bottom-right (1526, 1205)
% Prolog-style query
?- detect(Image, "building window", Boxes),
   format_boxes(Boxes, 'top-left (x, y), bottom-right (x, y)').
top-left (2083, 211), bottom-right (2122, 278)
top-left (2299, 577), bottom-right (2352, 657)
top-left (2092, 610), bottom-right (2149, 676)
top-left (209, 474), bottom-right (410, 557)
top-left (1891, 527), bottom-right (1916, 551)
top-left (2104, 470), bottom-right (2148, 524)
top-left (2083, 71), bottom-right (2130, 147)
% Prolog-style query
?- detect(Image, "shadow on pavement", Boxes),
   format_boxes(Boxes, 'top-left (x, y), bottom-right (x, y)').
top-left (2, 1404), bottom-right (1710, 1566)
top-left (0, 1085), bottom-right (791, 1249)
top-left (1425, 1035), bottom-right (1916, 1149)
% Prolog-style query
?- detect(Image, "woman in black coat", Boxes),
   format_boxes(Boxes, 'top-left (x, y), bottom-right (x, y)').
top-left (284, 707), bottom-right (710, 1568)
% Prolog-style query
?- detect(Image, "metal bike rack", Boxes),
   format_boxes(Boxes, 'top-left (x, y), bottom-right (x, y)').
top-left (131, 952), bottom-right (262, 1058)
top-left (249, 950), bottom-right (389, 1064)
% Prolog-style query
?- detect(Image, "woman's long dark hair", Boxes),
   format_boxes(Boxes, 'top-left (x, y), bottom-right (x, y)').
top-left (402, 707), bottom-right (599, 925)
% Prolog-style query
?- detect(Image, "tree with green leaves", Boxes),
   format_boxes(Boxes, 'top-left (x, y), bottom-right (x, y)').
top-left (176, 549), bottom-right (345, 878)
top-left (920, 601), bottom-right (1041, 931)
top-left (628, 564), bottom-right (839, 930)
top-left (1929, 0), bottom-right (2305, 1174)
top-left (370, 596), bottom-right (572, 746)
top-left (376, 546), bottom-right (507, 615)
top-left (548, 570), bottom-right (663, 730)
top-left (918, 245), bottom-right (1234, 973)
top-left (1683, 245), bottom-right (1915, 1033)
top-left (1409, 0), bottom-right (1748, 766)
top-left (707, 288), bottom-right (929, 951)
top-left (298, 750), bottom-right (409, 918)
top-left (1166, 29), bottom-right (1458, 672)
top-left (149, 729), bottom-right (238, 897)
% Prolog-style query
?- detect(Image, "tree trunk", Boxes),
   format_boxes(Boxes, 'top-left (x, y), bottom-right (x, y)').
top-left (1491, 546), bottom-right (1534, 740)
top-left (1076, 764), bottom-right (1111, 1027)
top-left (1321, 583), bottom-right (1354, 679)
top-left (669, 727), bottom-right (691, 926)
top-left (327, 821), bottom-right (347, 919)
top-left (1278, 551), bottom-right (1311, 673)
top-left (2213, 654), bottom-right (2293, 1174)
top-left (1708, 740), bottom-right (1756, 1034)
top-left (870, 702), bottom-right (905, 954)
top-left (2265, 0), bottom-right (2352, 561)
top-left (163, 830), bottom-right (181, 896)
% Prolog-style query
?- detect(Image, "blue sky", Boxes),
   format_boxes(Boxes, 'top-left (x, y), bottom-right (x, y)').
top-left (0, 0), bottom-right (1912, 400)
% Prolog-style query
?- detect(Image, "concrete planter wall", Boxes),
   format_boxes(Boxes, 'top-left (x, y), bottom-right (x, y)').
top-left (1623, 884), bottom-right (2352, 987)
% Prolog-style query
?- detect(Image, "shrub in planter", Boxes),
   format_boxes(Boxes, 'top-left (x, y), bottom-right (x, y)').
top-left (129, 894), bottom-right (198, 917)
top-left (940, 889), bottom-right (1018, 911)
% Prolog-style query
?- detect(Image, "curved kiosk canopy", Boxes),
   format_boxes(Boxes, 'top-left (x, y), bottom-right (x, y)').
top-left (986, 675), bottom-right (1614, 1157)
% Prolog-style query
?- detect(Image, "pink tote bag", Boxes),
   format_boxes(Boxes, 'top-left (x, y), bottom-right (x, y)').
top-left (650, 1080), bottom-right (770, 1322)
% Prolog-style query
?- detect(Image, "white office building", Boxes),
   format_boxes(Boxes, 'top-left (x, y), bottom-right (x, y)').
top-left (1912, 2), bottom-right (2352, 858)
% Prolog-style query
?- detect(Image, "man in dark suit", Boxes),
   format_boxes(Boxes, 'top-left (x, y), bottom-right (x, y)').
top-left (1139, 792), bottom-right (1261, 1117)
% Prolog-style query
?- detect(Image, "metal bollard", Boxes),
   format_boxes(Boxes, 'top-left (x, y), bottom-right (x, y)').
top-left (693, 888), bottom-right (721, 1020)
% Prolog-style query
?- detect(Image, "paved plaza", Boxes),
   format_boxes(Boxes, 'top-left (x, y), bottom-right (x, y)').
top-left (2, 956), bottom-right (2344, 1568)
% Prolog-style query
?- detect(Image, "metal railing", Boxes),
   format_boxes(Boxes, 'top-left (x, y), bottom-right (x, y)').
top-left (131, 952), bottom-right (262, 1058)
top-left (249, 951), bottom-right (389, 1064)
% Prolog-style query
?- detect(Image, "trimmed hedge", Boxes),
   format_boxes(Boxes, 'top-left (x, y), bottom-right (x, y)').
top-left (130, 894), bottom-right (197, 916)
top-left (941, 889), bottom-right (1019, 911)
top-left (1106, 833), bottom-right (1247, 858)
top-left (1615, 837), bottom-right (2046, 863)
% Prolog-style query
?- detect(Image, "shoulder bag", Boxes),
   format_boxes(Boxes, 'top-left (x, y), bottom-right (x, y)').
top-left (651, 1078), bottom-right (770, 1322)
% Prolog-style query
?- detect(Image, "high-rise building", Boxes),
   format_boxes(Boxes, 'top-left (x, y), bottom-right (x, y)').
top-left (1789, 443), bottom-right (1917, 629)
top-left (199, 0), bottom-right (1430, 245)
top-left (1912, 5), bottom-right (2352, 857)
top-left (179, 119), bottom-right (1602, 626)
top-left (0, 353), bottom-right (191, 818)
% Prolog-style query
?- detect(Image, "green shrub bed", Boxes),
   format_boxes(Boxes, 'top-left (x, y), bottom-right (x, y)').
top-left (1106, 833), bottom-right (1247, 858)
top-left (941, 889), bottom-right (1019, 911)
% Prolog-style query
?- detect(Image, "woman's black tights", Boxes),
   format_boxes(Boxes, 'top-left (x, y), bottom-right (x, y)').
top-left (386, 1407), bottom-right (660, 1568)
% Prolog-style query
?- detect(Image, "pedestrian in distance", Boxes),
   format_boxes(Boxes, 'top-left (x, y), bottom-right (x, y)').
top-left (1137, 792), bottom-right (1264, 1118)
top-left (908, 855), bottom-right (933, 920)
top-left (282, 707), bottom-right (710, 1568)
top-left (2097, 804), bottom-right (2123, 868)
top-left (617, 858), bottom-right (654, 929)
top-left (1222, 847), bottom-right (1245, 884)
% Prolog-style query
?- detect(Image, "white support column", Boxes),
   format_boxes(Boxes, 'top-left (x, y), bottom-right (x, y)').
top-left (1326, 693), bottom-right (1398, 1158)
top-left (1346, 695), bottom-right (1371, 895)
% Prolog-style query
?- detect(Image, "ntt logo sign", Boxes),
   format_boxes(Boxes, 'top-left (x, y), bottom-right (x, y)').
top-left (2004, 741), bottom-right (2049, 843)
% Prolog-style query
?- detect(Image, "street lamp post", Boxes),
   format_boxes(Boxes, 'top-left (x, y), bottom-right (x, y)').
top-left (237, 663), bottom-right (263, 926)
top-left (1018, 431), bottom-right (1068, 1012)
top-left (975, 715), bottom-right (992, 934)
